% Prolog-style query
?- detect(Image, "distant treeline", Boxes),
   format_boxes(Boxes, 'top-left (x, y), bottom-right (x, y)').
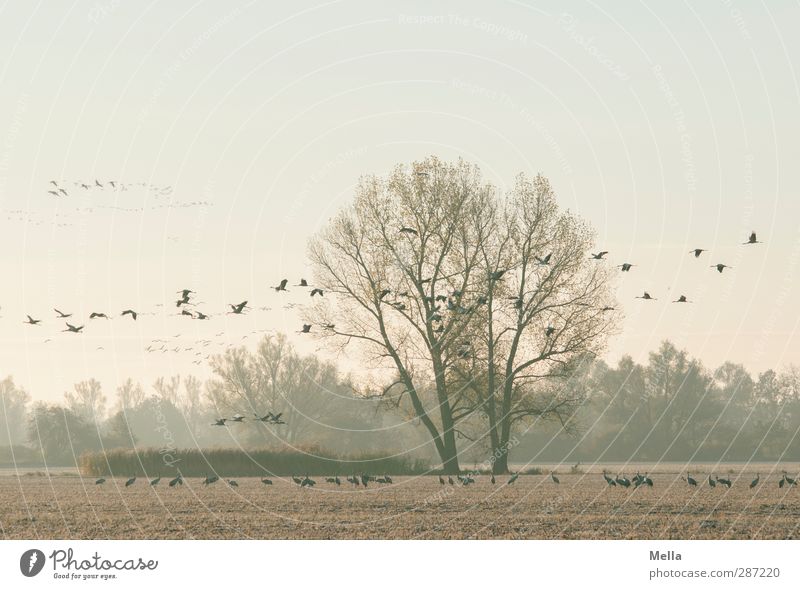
top-left (3, 338), bottom-right (800, 471)
top-left (80, 447), bottom-right (428, 477)
top-left (508, 341), bottom-right (800, 463)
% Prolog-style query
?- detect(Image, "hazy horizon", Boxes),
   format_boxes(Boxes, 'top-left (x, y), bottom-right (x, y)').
top-left (1, 0), bottom-right (799, 404)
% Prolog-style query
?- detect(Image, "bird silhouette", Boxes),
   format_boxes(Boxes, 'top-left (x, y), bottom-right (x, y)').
top-left (744, 231), bottom-right (761, 245)
top-left (749, 474), bottom-right (759, 489)
top-left (297, 279), bottom-right (309, 287)
top-left (261, 478), bottom-right (273, 485)
top-left (202, 474), bottom-right (219, 485)
top-left (617, 263), bottom-right (635, 272)
top-left (125, 475), bottom-right (136, 487)
top-left (211, 418), bottom-right (227, 426)
top-left (551, 473), bottom-right (560, 484)
top-left (683, 474), bottom-right (698, 487)
top-left (673, 295), bottom-right (691, 303)
top-left (708, 475), bottom-right (716, 488)
top-left (507, 472), bottom-right (519, 485)
top-left (150, 475), bottom-right (161, 486)
top-left (490, 270), bottom-right (507, 281)
top-left (181, 309), bottom-right (194, 317)
top-left (168, 474), bottom-right (183, 487)
top-left (95, 478), bottom-right (106, 485)
top-left (25, 315), bottom-right (41, 325)
top-left (195, 312), bottom-right (209, 320)
top-left (89, 312), bottom-right (109, 319)
top-left (637, 292), bottom-right (657, 300)
top-left (63, 322), bottom-right (84, 333)
top-left (711, 263), bottom-right (732, 273)
top-left (310, 288), bottom-right (324, 297)
top-left (229, 301), bottom-right (248, 314)
top-left (535, 253), bottom-right (552, 265)
top-left (121, 309), bottom-right (137, 320)
top-left (274, 279), bottom-right (288, 292)
top-left (54, 308), bottom-right (72, 318)
top-left (591, 251), bottom-right (609, 260)
top-left (690, 248), bottom-right (706, 258)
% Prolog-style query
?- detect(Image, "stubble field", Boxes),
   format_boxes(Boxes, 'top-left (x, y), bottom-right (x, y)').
top-left (2, 468), bottom-right (799, 540)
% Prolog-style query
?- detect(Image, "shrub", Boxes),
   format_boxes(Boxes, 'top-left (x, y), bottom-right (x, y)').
top-left (79, 446), bottom-right (428, 477)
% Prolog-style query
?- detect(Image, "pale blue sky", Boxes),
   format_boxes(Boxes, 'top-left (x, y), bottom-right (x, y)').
top-left (0, 0), bottom-right (798, 403)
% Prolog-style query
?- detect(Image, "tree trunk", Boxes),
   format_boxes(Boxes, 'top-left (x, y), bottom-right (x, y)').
top-left (441, 436), bottom-right (461, 474)
top-left (492, 451), bottom-right (509, 475)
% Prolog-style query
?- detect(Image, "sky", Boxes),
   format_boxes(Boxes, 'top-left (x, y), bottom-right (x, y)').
top-left (0, 0), bottom-right (798, 404)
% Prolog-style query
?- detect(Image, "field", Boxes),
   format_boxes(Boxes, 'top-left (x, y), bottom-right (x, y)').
top-left (2, 466), bottom-right (799, 540)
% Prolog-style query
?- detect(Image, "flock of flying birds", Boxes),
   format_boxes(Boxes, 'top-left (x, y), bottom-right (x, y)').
top-left (15, 281), bottom-right (324, 338)
top-left (595, 230), bottom-right (762, 304)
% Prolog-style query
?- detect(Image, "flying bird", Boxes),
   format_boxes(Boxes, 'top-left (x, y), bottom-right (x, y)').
top-left (636, 292), bottom-right (657, 300)
top-left (310, 288), bottom-right (323, 297)
top-left (211, 418), bottom-right (228, 427)
top-left (89, 312), bottom-right (109, 319)
top-left (711, 263), bottom-right (732, 273)
top-left (274, 279), bottom-right (288, 292)
top-left (63, 323), bottom-right (84, 333)
top-left (673, 295), bottom-right (690, 303)
top-left (121, 309), bottom-right (137, 320)
top-left (229, 301), bottom-right (248, 314)
top-left (690, 248), bottom-right (706, 258)
top-left (743, 231), bottom-right (761, 245)
top-left (591, 251), bottom-right (609, 260)
top-left (617, 263), bottom-right (635, 272)
top-left (535, 253), bottom-right (552, 265)
top-left (25, 315), bottom-right (41, 325)
top-left (54, 308), bottom-right (71, 318)
top-left (299, 324), bottom-right (312, 333)
top-left (297, 278), bottom-right (309, 287)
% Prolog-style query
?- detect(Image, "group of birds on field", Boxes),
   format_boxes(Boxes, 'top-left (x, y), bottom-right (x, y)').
top-left (602, 471), bottom-right (654, 488)
top-left (90, 469), bottom-right (800, 491)
top-left (682, 471), bottom-right (798, 489)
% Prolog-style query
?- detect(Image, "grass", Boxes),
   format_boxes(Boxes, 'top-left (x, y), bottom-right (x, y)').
top-left (80, 447), bottom-right (429, 477)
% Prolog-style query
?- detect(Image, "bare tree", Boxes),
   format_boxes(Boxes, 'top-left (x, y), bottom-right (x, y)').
top-left (308, 157), bottom-right (617, 473)
top-left (207, 335), bottom-right (352, 446)
top-left (460, 173), bottom-right (617, 472)
top-left (64, 379), bottom-right (107, 425)
top-left (0, 376), bottom-right (30, 446)
top-left (114, 378), bottom-right (145, 412)
top-left (153, 376), bottom-right (181, 406)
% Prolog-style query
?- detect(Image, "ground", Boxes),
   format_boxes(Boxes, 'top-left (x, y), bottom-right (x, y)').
top-left (1, 467), bottom-right (799, 539)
